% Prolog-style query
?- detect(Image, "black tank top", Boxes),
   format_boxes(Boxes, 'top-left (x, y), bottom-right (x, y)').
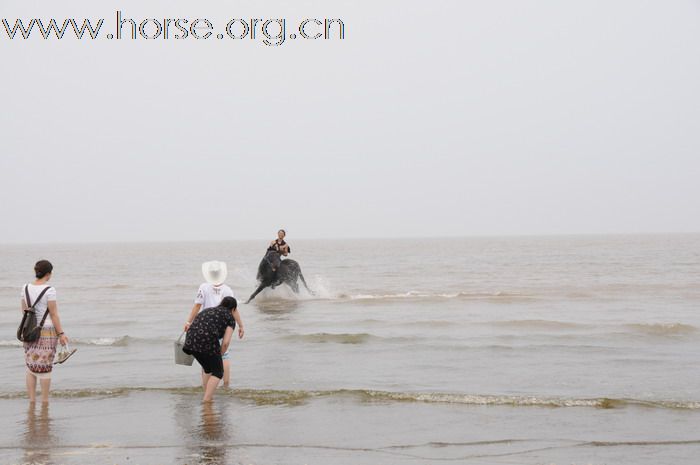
top-left (267, 239), bottom-right (289, 253)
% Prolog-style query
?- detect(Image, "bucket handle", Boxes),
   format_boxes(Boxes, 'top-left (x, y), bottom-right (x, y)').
top-left (177, 331), bottom-right (186, 344)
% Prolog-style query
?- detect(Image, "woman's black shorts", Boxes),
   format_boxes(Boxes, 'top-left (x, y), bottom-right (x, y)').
top-left (193, 352), bottom-right (224, 379)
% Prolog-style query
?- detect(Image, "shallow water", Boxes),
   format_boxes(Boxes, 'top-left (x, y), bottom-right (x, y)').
top-left (1, 235), bottom-right (699, 463)
top-left (1, 391), bottom-right (699, 465)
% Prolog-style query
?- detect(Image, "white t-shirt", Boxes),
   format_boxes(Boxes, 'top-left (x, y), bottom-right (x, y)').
top-left (194, 283), bottom-right (235, 310)
top-left (21, 284), bottom-right (57, 328)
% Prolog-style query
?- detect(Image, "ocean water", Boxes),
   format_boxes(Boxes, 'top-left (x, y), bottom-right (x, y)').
top-left (0, 235), bottom-right (699, 464)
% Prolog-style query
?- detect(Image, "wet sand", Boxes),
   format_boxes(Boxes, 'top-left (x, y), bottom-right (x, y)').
top-left (1, 390), bottom-right (699, 465)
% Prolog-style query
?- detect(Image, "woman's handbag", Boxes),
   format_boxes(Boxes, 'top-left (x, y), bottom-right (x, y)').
top-left (17, 285), bottom-right (52, 343)
top-left (174, 331), bottom-right (194, 366)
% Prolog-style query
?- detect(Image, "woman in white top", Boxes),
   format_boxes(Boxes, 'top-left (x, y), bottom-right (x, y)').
top-left (184, 261), bottom-right (244, 387)
top-left (21, 260), bottom-right (69, 403)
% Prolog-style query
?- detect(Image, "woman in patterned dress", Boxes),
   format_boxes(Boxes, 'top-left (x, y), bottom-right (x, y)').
top-left (21, 260), bottom-right (69, 403)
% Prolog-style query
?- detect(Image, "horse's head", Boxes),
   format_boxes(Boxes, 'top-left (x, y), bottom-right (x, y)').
top-left (256, 258), bottom-right (276, 284)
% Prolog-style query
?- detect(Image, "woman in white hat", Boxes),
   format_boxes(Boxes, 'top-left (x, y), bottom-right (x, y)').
top-left (184, 261), bottom-right (244, 387)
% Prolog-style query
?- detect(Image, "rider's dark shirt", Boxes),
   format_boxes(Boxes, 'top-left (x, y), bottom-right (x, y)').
top-left (267, 239), bottom-right (290, 254)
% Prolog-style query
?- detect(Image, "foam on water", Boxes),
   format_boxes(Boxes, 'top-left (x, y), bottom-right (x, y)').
top-left (1, 387), bottom-right (698, 410)
top-left (622, 323), bottom-right (697, 336)
top-left (0, 335), bottom-right (170, 348)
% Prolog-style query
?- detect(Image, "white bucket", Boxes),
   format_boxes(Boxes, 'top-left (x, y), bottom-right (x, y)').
top-left (174, 331), bottom-right (194, 366)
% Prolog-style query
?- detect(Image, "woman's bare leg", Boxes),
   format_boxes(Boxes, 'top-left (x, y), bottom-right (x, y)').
top-left (39, 378), bottom-right (51, 403)
top-left (26, 372), bottom-right (37, 403)
top-left (203, 375), bottom-right (220, 402)
top-left (223, 360), bottom-right (231, 387)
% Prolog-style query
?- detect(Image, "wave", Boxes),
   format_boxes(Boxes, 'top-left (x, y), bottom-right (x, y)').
top-left (2, 322), bottom-right (693, 350)
top-left (104, 284), bottom-right (131, 290)
top-left (72, 336), bottom-right (133, 346)
top-left (337, 291), bottom-right (534, 302)
top-left (0, 340), bottom-right (22, 348)
top-left (71, 336), bottom-right (179, 346)
top-left (282, 333), bottom-right (381, 344)
top-left (2, 321), bottom-right (692, 351)
top-left (621, 323), bottom-right (697, 336)
top-left (472, 320), bottom-right (699, 337)
top-left (0, 335), bottom-right (167, 348)
top-left (250, 287), bottom-right (536, 303)
top-left (0, 387), bottom-right (697, 410)
top-left (281, 332), bottom-right (419, 345)
top-left (484, 319), bottom-right (590, 330)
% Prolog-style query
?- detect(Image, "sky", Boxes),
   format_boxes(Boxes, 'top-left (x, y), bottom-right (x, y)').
top-left (1, 0), bottom-right (699, 243)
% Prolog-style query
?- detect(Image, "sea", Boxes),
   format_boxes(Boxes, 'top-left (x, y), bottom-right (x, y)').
top-left (0, 235), bottom-right (699, 464)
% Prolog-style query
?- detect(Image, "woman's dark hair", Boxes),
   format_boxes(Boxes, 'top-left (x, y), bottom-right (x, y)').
top-left (220, 296), bottom-right (237, 310)
top-left (278, 229), bottom-right (286, 235)
top-left (34, 260), bottom-right (53, 279)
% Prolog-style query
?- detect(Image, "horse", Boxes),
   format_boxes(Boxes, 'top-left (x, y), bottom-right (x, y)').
top-left (245, 252), bottom-right (313, 303)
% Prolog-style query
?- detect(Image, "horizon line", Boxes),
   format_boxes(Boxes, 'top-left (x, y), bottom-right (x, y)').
top-left (1, 231), bottom-right (698, 247)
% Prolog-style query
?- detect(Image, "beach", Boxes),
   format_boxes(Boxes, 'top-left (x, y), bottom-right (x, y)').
top-left (2, 390), bottom-right (699, 464)
top-left (1, 235), bottom-right (699, 464)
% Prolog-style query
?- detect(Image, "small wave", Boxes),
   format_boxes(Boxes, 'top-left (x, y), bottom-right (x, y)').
top-left (248, 286), bottom-right (318, 302)
top-left (0, 387), bottom-right (697, 410)
top-left (72, 336), bottom-right (174, 346)
top-left (247, 285), bottom-right (533, 303)
top-left (0, 388), bottom-right (136, 399)
top-left (485, 320), bottom-right (590, 330)
top-left (282, 333), bottom-right (381, 344)
top-left (72, 336), bottom-right (132, 347)
top-left (105, 284), bottom-right (131, 290)
top-left (584, 439), bottom-right (700, 447)
top-left (622, 323), bottom-right (697, 336)
top-left (338, 291), bottom-right (532, 302)
top-left (0, 336), bottom-right (162, 348)
top-left (0, 340), bottom-right (22, 348)
top-left (0, 285), bottom-right (23, 291)
top-left (60, 284), bottom-right (131, 291)
top-left (471, 321), bottom-right (698, 337)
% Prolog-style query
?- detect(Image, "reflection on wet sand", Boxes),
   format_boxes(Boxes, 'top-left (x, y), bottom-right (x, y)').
top-left (176, 398), bottom-right (232, 465)
top-left (253, 299), bottom-right (302, 316)
top-left (22, 403), bottom-right (54, 465)
top-left (198, 402), bottom-right (227, 464)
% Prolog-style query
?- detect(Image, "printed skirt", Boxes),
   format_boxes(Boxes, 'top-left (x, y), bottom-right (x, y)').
top-left (24, 327), bottom-right (58, 374)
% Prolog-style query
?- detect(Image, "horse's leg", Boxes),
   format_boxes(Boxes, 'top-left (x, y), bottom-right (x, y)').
top-left (289, 279), bottom-right (299, 293)
top-left (299, 272), bottom-right (314, 295)
top-left (245, 283), bottom-right (268, 304)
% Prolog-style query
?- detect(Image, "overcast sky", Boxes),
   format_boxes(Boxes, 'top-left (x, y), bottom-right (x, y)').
top-left (1, 0), bottom-right (699, 243)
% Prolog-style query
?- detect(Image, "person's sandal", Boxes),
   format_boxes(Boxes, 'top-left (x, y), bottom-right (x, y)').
top-left (54, 345), bottom-right (77, 365)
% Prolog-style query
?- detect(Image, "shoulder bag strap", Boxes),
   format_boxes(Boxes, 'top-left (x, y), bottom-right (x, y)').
top-left (30, 286), bottom-right (52, 309)
top-left (26, 286), bottom-right (53, 327)
top-left (24, 285), bottom-right (31, 310)
top-left (38, 307), bottom-right (52, 327)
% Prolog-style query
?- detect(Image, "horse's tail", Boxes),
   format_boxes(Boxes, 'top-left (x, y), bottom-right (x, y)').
top-left (299, 271), bottom-right (314, 295)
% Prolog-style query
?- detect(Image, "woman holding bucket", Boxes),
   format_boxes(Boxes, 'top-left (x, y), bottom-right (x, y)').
top-left (182, 297), bottom-right (244, 401)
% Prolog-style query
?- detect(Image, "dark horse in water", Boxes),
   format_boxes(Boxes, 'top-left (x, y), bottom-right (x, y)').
top-left (245, 251), bottom-right (313, 303)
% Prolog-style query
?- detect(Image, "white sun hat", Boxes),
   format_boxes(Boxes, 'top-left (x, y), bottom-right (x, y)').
top-left (202, 261), bottom-right (228, 285)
